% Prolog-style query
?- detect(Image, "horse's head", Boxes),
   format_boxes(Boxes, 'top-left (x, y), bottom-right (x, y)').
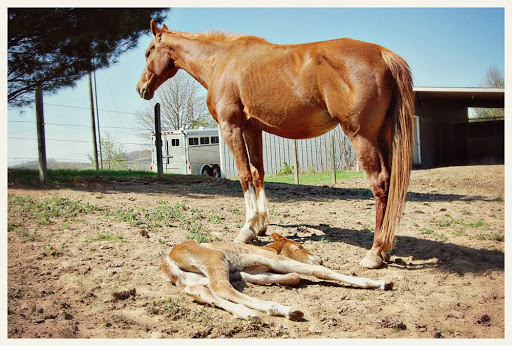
top-left (136, 19), bottom-right (179, 100)
top-left (266, 233), bottom-right (323, 265)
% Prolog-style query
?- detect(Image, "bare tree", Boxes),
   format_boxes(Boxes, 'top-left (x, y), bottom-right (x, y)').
top-left (472, 66), bottom-right (504, 119)
top-left (138, 71), bottom-right (216, 139)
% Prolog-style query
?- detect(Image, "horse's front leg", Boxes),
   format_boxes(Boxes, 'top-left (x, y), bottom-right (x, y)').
top-left (244, 129), bottom-right (269, 236)
top-left (217, 120), bottom-right (261, 243)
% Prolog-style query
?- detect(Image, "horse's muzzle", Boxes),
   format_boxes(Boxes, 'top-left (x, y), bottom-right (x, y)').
top-left (136, 85), bottom-right (153, 100)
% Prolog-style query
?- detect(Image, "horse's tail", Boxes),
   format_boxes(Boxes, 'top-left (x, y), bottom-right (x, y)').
top-left (378, 49), bottom-right (414, 255)
top-left (161, 255), bottom-right (185, 287)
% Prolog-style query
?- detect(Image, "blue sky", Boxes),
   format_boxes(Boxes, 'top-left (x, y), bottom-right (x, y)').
top-left (6, 6), bottom-right (505, 167)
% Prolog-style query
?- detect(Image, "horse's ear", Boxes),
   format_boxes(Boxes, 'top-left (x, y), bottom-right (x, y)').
top-left (162, 23), bottom-right (169, 31)
top-left (150, 19), bottom-right (160, 36)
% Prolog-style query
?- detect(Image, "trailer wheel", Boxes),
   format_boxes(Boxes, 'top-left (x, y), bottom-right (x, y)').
top-left (201, 166), bottom-right (212, 176)
top-left (212, 165), bottom-right (221, 177)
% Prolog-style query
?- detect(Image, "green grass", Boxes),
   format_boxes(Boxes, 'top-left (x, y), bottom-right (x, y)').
top-left (9, 195), bottom-right (97, 225)
top-left (264, 169), bottom-right (364, 185)
top-left (8, 168), bottom-right (159, 184)
top-left (9, 168), bottom-right (365, 188)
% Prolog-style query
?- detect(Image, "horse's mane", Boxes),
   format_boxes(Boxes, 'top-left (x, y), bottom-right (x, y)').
top-left (171, 30), bottom-right (268, 43)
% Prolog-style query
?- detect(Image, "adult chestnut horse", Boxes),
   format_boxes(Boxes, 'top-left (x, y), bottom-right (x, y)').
top-left (137, 20), bottom-right (414, 269)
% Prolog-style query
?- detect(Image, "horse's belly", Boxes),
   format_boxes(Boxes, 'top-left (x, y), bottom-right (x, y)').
top-left (254, 110), bottom-right (338, 139)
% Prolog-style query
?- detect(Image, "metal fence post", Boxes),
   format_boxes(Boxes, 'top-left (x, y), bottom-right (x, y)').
top-left (154, 103), bottom-right (164, 180)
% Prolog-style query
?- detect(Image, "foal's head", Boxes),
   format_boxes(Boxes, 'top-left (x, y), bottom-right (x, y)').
top-left (136, 20), bottom-right (178, 100)
top-left (266, 233), bottom-right (323, 265)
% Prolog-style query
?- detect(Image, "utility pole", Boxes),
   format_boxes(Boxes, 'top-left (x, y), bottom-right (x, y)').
top-left (35, 86), bottom-right (47, 182)
top-left (154, 103), bottom-right (164, 179)
top-left (88, 71), bottom-right (99, 170)
top-left (93, 70), bottom-right (103, 169)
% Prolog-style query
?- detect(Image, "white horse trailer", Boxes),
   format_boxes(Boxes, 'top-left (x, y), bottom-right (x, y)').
top-left (151, 128), bottom-right (222, 176)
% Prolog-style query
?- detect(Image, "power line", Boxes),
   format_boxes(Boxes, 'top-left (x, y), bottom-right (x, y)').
top-left (8, 136), bottom-right (146, 147)
top-left (44, 102), bottom-right (144, 116)
top-left (8, 120), bottom-right (143, 131)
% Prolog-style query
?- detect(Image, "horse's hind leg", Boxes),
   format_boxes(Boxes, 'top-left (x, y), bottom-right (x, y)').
top-left (350, 134), bottom-right (392, 268)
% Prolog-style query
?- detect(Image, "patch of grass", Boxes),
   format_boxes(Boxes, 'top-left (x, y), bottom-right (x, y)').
top-left (96, 232), bottom-right (127, 242)
top-left (477, 233), bottom-right (504, 242)
top-left (362, 224), bottom-right (374, 232)
top-left (16, 228), bottom-right (39, 242)
top-left (9, 195), bottom-right (97, 226)
top-left (319, 237), bottom-right (330, 243)
top-left (358, 295), bottom-right (368, 301)
top-left (207, 215), bottom-right (222, 224)
top-left (464, 219), bottom-right (489, 230)
top-left (435, 218), bottom-right (453, 227)
top-left (452, 230), bottom-right (467, 237)
top-left (269, 209), bottom-right (281, 217)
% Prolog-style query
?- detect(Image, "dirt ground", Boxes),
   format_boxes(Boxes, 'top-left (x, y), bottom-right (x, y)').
top-left (7, 165), bottom-right (505, 339)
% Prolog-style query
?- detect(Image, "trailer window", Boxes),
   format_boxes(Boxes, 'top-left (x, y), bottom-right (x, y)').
top-left (211, 136), bottom-right (219, 144)
top-left (171, 139), bottom-right (180, 146)
top-left (200, 137), bottom-right (210, 145)
top-left (189, 137), bottom-right (199, 146)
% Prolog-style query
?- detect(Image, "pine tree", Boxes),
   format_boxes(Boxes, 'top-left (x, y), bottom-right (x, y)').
top-left (8, 8), bottom-right (169, 107)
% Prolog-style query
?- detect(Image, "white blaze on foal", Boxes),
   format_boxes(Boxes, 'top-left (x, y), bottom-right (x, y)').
top-left (162, 233), bottom-right (392, 321)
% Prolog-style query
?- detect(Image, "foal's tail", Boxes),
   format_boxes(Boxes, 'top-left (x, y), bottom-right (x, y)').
top-left (379, 49), bottom-right (414, 254)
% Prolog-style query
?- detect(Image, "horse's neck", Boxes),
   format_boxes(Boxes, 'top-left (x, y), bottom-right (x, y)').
top-left (163, 33), bottom-right (221, 89)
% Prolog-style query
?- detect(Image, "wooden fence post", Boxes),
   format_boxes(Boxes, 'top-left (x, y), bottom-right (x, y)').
top-left (88, 71), bottom-right (99, 170)
top-left (331, 133), bottom-right (336, 184)
top-left (154, 103), bottom-right (164, 180)
top-left (35, 87), bottom-right (47, 182)
top-left (292, 139), bottom-right (299, 184)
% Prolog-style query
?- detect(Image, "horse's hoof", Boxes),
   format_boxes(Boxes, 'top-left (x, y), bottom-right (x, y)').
top-left (360, 250), bottom-right (384, 269)
top-left (233, 229), bottom-right (256, 244)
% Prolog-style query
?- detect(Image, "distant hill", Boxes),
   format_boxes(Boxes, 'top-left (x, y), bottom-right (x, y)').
top-left (10, 150), bottom-right (152, 171)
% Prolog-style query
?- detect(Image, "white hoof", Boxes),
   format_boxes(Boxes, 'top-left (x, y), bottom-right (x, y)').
top-left (360, 249), bottom-right (384, 269)
top-left (233, 227), bottom-right (256, 244)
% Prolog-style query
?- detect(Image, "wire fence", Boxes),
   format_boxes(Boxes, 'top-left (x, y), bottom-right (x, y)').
top-left (8, 103), bottom-right (153, 169)
top-left (220, 125), bottom-right (357, 179)
top-left (9, 101), bottom-right (357, 176)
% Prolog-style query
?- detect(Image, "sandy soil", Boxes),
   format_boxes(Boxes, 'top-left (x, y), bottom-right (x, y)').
top-left (7, 165), bottom-right (505, 338)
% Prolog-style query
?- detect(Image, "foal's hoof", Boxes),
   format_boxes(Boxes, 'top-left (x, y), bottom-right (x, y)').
top-left (287, 309), bottom-right (304, 321)
top-left (360, 250), bottom-right (384, 269)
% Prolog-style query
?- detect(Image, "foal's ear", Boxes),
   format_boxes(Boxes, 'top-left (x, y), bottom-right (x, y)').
top-left (270, 233), bottom-right (287, 242)
top-left (150, 19), bottom-right (160, 36)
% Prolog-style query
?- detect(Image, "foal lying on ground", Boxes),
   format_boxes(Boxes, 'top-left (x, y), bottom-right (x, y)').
top-left (161, 233), bottom-right (392, 321)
